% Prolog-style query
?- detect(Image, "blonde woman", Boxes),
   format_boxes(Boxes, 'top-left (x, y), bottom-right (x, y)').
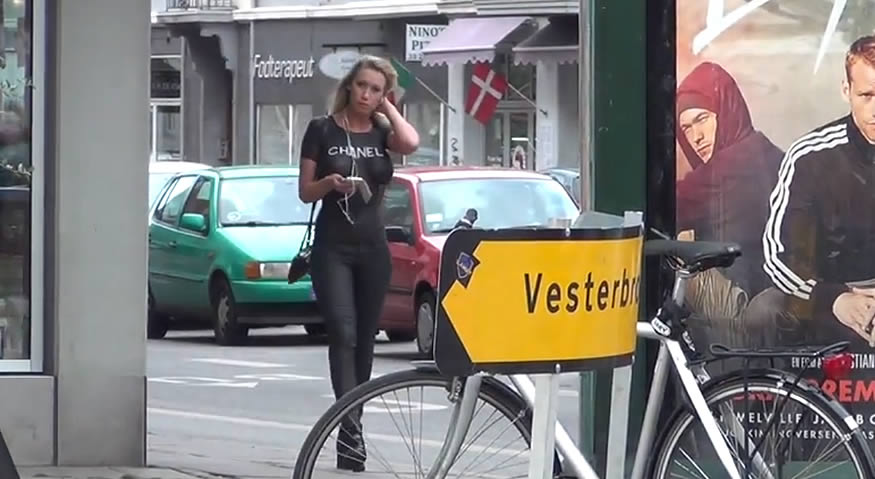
top-left (298, 55), bottom-right (419, 472)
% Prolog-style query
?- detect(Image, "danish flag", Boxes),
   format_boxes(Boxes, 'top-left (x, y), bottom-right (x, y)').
top-left (465, 62), bottom-right (508, 124)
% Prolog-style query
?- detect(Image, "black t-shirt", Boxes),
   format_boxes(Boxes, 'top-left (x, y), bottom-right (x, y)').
top-left (300, 115), bottom-right (394, 246)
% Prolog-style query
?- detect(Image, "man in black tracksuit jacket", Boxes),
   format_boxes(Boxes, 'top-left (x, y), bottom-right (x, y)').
top-left (748, 35), bottom-right (875, 350)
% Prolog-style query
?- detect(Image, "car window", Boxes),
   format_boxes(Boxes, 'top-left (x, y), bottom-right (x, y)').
top-left (154, 175), bottom-right (197, 226)
top-left (218, 175), bottom-right (313, 226)
top-left (418, 178), bottom-right (579, 233)
top-left (181, 176), bottom-right (214, 231)
top-left (382, 181), bottom-right (414, 230)
top-left (148, 172), bottom-right (174, 208)
top-left (151, 177), bottom-right (178, 218)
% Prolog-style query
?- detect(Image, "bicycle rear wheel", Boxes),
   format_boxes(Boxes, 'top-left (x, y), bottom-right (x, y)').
top-left (649, 371), bottom-right (875, 478)
top-left (292, 367), bottom-right (535, 479)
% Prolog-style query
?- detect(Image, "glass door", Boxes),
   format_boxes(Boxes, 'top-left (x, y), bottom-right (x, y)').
top-left (150, 103), bottom-right (182, 162)
top-left (509, 112), bottom-right (534, 170)
top-left (485, 113), bottom-right (504, 166)
top-left (484, 110), bottom-right (536, 169)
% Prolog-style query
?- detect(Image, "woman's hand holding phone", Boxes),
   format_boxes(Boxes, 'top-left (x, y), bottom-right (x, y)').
top-left (325, 173), bottom-right (355, 195)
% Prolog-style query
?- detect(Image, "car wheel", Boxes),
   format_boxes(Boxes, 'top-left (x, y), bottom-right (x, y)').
top-left (304, 324), bottom-right (326, 336)
top-left (415, 291), bottom-right (436, 356)
top-left (147, 289), bottom-right (169, 340)
top-left (212, 278), bottom-right (248, 346)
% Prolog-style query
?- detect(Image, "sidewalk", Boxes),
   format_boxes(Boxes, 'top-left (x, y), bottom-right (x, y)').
top-left (17, 467), bottom-right (223, 479)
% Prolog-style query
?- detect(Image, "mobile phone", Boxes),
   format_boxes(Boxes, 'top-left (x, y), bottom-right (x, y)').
top-left (347, 176), bottom-right (372, 203)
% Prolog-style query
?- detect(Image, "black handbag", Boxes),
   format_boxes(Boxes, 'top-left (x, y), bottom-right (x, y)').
top-left (288, 202), bottom-right (317, 284)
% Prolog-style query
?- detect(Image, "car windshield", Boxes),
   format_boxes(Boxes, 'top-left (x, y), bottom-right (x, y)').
top-left (148, 172), bottom-right (174, 207)
top-left (419, 177), bottom-right (580, 234)
top-left (218, 176), bottom-right (312, 226)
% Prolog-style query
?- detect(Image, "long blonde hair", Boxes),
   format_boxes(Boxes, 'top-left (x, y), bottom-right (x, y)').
top-left (329, 55), bottom-right (398, 127)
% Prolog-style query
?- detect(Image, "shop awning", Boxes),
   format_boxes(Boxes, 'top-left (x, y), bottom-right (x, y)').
top-left (420, 16), bottom-right (537, 66)
top-left (512, 17), bottom-right (579, 65)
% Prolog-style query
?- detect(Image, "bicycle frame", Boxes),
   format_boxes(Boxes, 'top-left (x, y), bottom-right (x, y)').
top-left (427, 268), bottom-right (745, 479)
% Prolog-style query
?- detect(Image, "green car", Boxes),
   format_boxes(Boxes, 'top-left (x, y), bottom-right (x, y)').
top-left (147, 165), bottom-right (320, 345)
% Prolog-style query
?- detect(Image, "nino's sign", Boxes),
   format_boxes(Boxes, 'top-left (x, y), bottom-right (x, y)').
top-left (406, 24), bottom-right (447, 62)
top-left (252, 54), bottom-right (316, 83)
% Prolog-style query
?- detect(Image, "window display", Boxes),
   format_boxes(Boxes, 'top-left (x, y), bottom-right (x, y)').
top-left (403, 102), bottom-right (441, 166)
top-left (150, 56), bottom-right (182, 161)
top-left (0, 0), bottom-right (33, 364)
top-left (257, 104), bottom-right (313, 166)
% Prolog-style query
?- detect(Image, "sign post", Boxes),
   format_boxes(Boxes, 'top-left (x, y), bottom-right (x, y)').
top-left (434, 212), bottom-right (644, 479)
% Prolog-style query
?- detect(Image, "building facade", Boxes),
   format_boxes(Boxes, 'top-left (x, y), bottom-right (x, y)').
top-left (0, 0), bottom-right (150, 467)
top-left (152, 1), bottom-right (579, 171)
top-left (420, 1), bottom-right (580, 171)
top-left (154, 1), bottom-right (451, 168)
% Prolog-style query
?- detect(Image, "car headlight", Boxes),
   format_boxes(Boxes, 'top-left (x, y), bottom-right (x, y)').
top-left (244, 261), bottom-right (291, 280)
top-left (260, 262), bottom-right (291, 279)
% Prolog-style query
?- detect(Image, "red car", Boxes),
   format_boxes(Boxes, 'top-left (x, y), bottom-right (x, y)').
top-left (378, 166), bottom-right (581, 355)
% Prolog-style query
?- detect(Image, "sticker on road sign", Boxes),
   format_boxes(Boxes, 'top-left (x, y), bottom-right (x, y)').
top-left (434, 225), bottom-right (644, 377)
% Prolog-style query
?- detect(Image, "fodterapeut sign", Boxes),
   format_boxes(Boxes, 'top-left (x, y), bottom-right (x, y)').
top-left (252, 54), bottom-right (316, 83)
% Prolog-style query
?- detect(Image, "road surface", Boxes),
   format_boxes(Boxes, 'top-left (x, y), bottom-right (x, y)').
top-left (147, 327), bottom-right (583, 478)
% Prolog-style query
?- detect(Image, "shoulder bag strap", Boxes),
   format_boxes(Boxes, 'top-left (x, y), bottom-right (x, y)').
top-left (296, 115), bottom-right (332, 250)
top-left (300, 202), bottom-right (317, 250)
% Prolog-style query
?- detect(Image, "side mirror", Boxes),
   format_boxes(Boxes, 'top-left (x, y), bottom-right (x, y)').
top-left (386, 226), bottom-right (414, 245)
top-left (180, 213), bottom-right (207, 233)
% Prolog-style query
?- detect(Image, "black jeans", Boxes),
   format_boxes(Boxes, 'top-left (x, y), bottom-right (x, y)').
top-left (310, 239), bottom-right (392, 403)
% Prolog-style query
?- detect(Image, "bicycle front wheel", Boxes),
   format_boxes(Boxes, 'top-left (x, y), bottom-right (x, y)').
top-left (292, 367), bottom-right (534, 479)
top-left (650, 371), bottom-right (875, 478)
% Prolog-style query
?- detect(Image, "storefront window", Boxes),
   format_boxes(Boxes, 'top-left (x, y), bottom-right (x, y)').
top-left (290, 104), bottom-right (312, 166)
top-left (674, 0), bottom-right (875, 457)
top-left (0, 0), bottom-right (36, 367)
top-left (495, 56), bottom-right (535, 102)
top-left (257, 104), bottom-right (313, 166)
top-left (150, 57), bottom-right (181, 100)
top-left (403, 102), bottom-right (442, 166)
top-left (257, 104), bottom-right (288, 165)
top-left (150, 56), bottom-right (182, 161)
top-left (151, 104), bottom-right (180, 161)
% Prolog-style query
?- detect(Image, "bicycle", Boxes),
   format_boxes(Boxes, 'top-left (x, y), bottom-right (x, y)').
top-left (292, 238), bottom-right (875, 478)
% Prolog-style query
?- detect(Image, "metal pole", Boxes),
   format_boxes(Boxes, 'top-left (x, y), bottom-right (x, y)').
top-left (578, 0), bottom-right (597, 469)
top-left (578, 0), bottom-right (592, 209)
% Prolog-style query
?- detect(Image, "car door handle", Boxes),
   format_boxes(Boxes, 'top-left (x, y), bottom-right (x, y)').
top-left (168, 241), bottom-right (177, 248)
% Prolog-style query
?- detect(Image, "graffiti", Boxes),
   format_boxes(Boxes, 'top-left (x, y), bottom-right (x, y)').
top-left (693, 0), bottom-right (848, 73)
top-left (450, 137), bottom-right (460, 165)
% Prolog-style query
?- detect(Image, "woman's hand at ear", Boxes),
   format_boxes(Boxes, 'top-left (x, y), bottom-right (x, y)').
top-left (378, 97), bottom-right (420, 155)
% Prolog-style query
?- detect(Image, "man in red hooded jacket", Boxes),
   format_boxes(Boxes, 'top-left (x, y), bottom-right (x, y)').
top-left (674, 62), bottom-right (784, 350)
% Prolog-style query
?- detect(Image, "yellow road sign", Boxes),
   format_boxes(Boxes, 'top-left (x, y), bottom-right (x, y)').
top-left (434, 226), bottom-right (644, 377)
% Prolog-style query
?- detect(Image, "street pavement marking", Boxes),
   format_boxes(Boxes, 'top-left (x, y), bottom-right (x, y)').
top-left (235, 373), bottom-right (323, 381)
top-left (188, 358), bottom-right (289, 368)
top-left (147, 407), bottom-right (517, 456)
top-left (148, 377), bottom-right (259, 388)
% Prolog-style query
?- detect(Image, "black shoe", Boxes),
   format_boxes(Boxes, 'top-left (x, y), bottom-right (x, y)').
top-left (337, 428), bottom-right (366, 472)
top-left (337, 453), bottom-right (366, 472)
